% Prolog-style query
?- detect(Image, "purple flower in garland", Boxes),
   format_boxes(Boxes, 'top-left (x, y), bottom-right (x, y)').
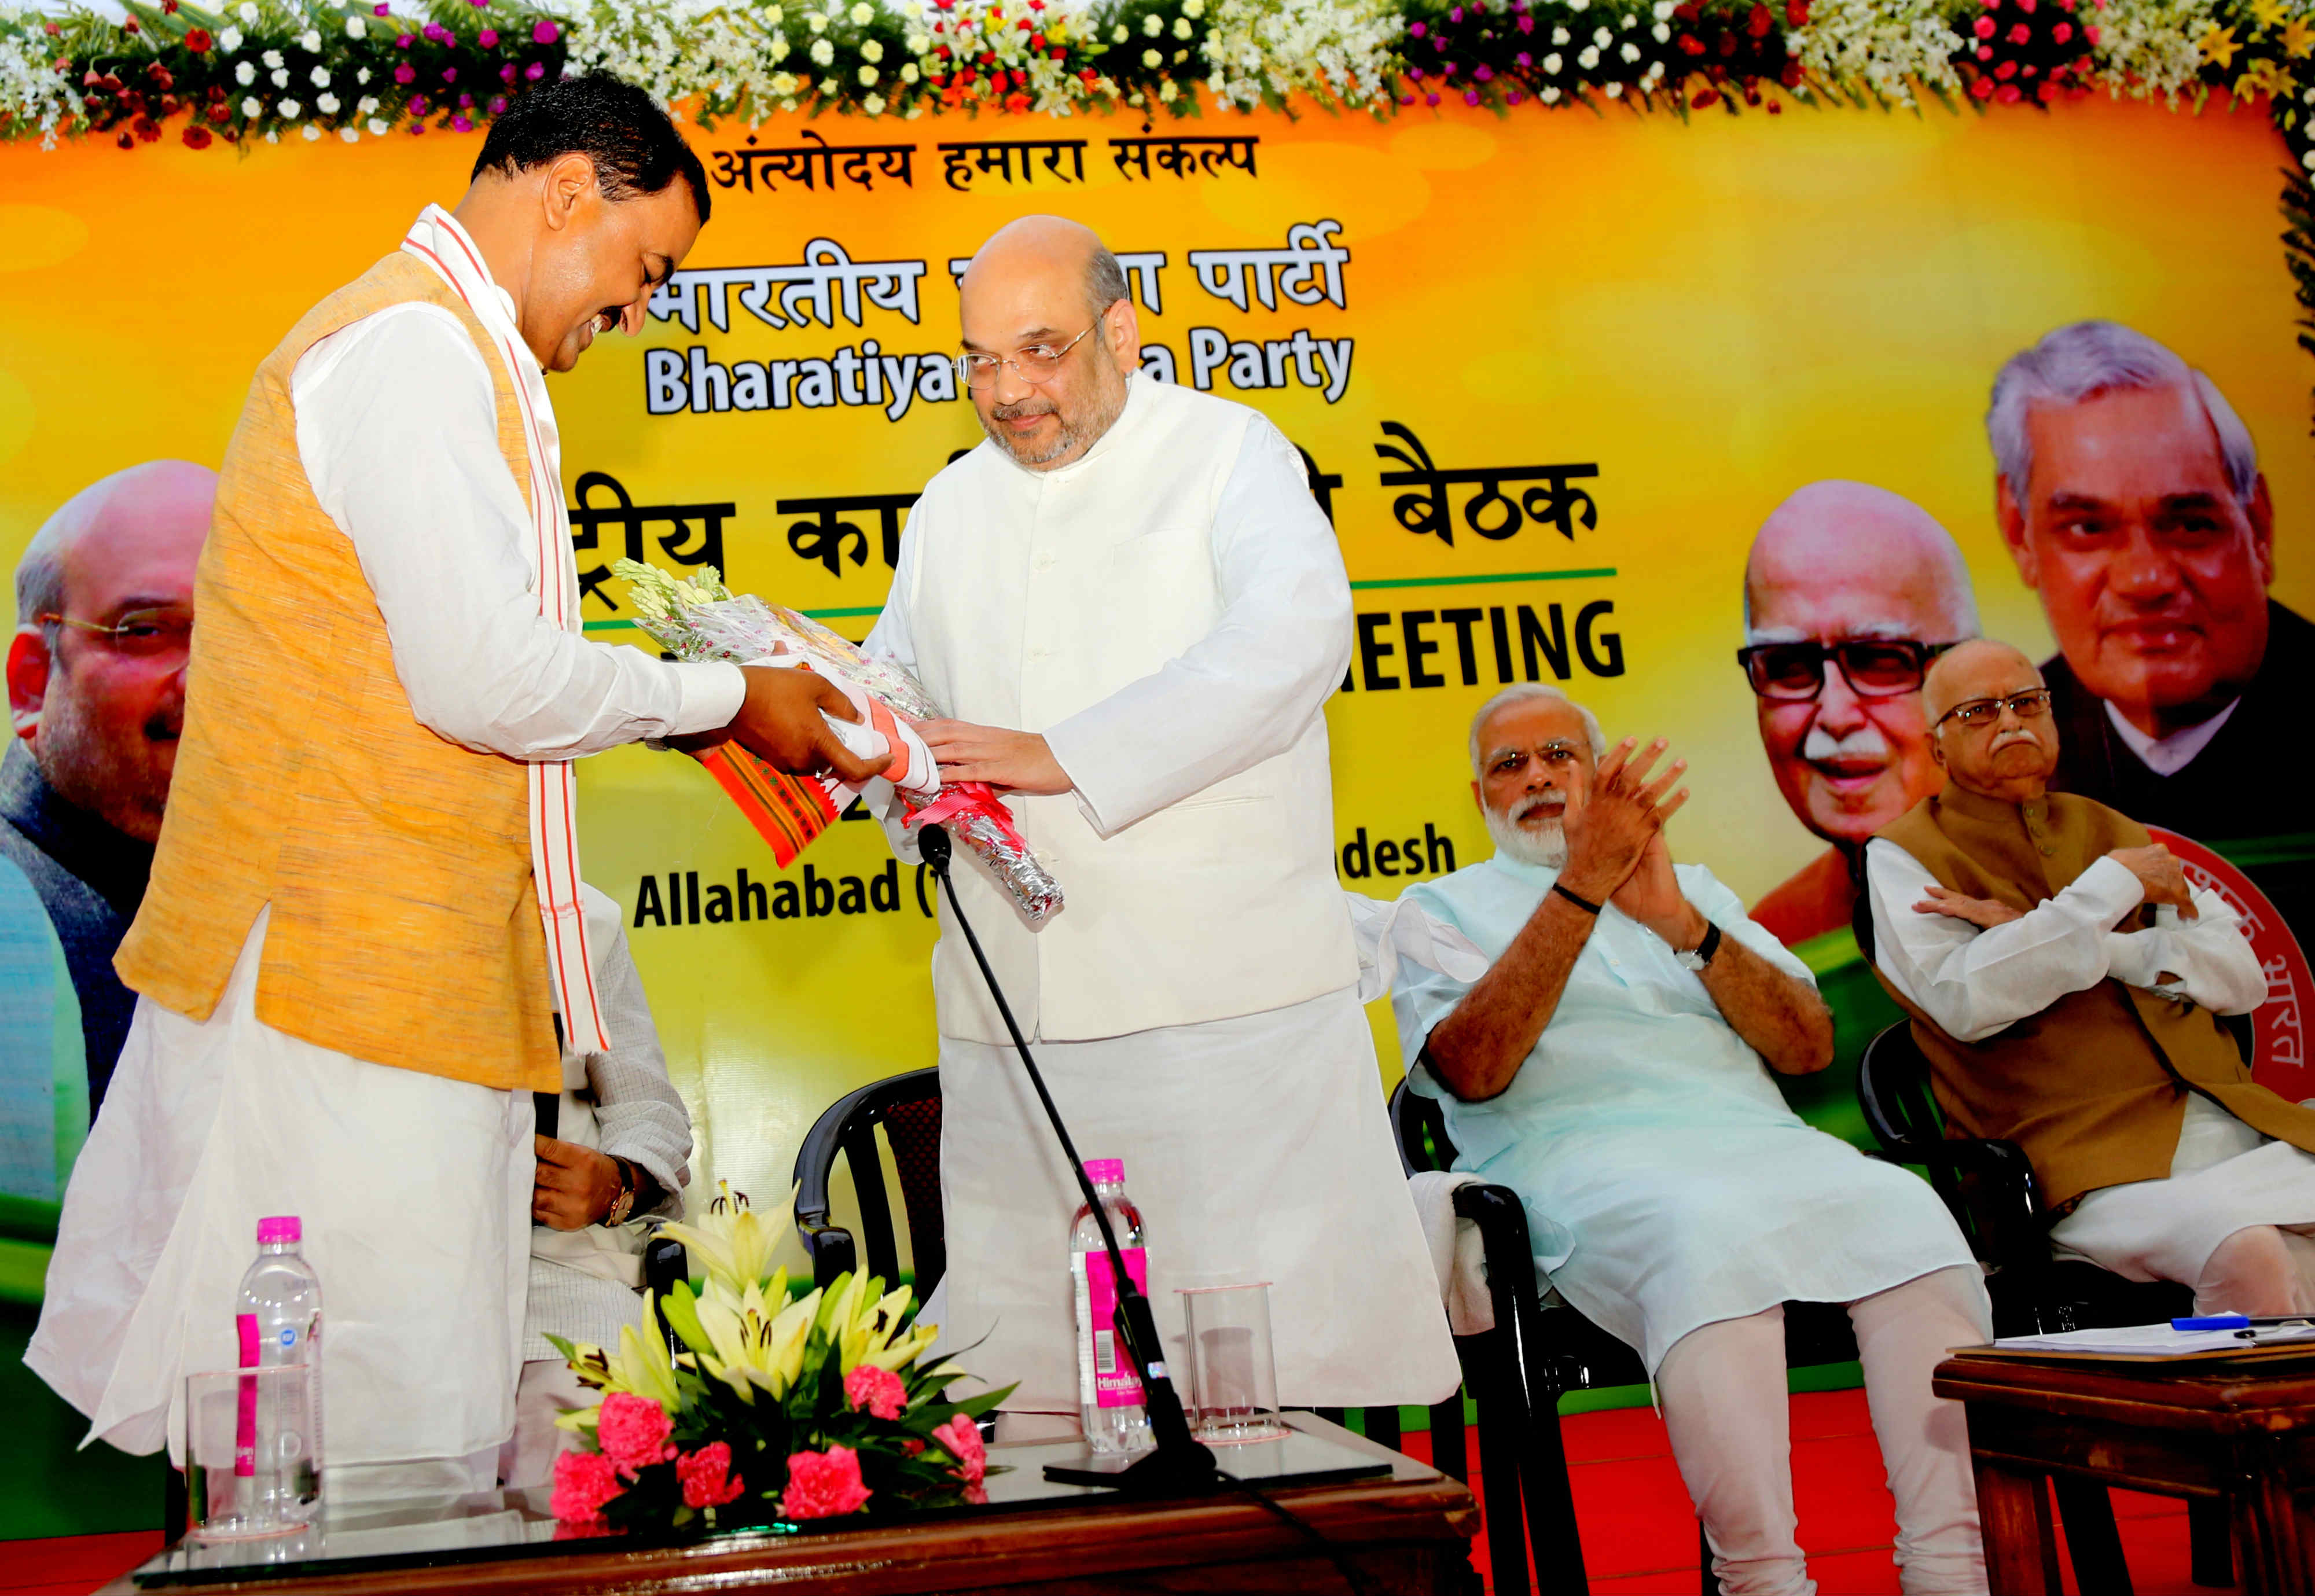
top-left (372, 2), bottom-right (388, 12)
top-left (451, 113), bottom-right (473, 129)
top-left (531, 18), bottom-right (559, 43)
top-left (396, 32), bottom-right (414, 46)
top-left (394, 61), bottom-right (416, 81)
top-left (500, 61), bottom-right (517, 80)
top-left (1516, 13), bottom-right (1533, 30)
top-left (442, 65), bottom-right (458, 80)
top-left (1515, 49), bottom-right (1531, 64)
top-left (1474, 62), bottom-right (1493, 79)
top-left (488, 93), bottom-right (506, 111)
top-left (458, 91), bottom-right (473, 105)
top-left (478, 27), bottom-right (498, 45)
top-left (1449, 4), bottom-right (1462, 17)
top-left (1408, 20), bottom-right (1425, 36)
top-left (409, 93), bottom-right (429, 112)
top-left (1463, 87), bottom-right (1479, 102)
top-left (524, 59), bottom-right (545, 77)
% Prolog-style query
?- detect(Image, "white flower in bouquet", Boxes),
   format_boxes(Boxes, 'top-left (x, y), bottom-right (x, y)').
top-left (298, 28), bottom-right (321, 50)
top-left (236, 59), bottom-right (256, 82)
top-left (345, 16), bottom-right (365, 38)
top-left (278, 95), bottom-right (300, 115)
top-left (219, 24), bottom-right (244, 50)
top-left (317, 90), bottom-right (339, 109)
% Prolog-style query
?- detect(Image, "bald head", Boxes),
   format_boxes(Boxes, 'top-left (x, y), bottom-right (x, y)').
top-left (1923, 638), bottom-right (2043, 725)
top-left (957, 215), bottom-right (1138, 472)
top-left (961, 215), bottom-right (1125, 322)
top-left (9, 459), bottom-right (214, 842)
top-left (17, 460), bottom-right (216, 627)
top-left (1744, 481), bottom-right (1977, 642)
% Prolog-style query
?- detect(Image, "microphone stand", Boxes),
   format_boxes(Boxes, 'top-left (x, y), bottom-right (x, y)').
top-left (916, 823), bottom-right (1219, 1493)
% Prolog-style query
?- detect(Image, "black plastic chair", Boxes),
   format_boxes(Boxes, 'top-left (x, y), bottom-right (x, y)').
top-left (1388, 1078), bottom-right (1859, 1596)
top-left (791, 1067), bottom-right (945, 1293)
top-left (1855, 1020), bottom-right (2232, 1590)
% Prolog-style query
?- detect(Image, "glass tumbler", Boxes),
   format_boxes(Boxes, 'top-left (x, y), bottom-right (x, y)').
top-left (183, 1365), bottom-right (321, 1540)
top-left (1177, 1282), bottom-right (1290, 1444)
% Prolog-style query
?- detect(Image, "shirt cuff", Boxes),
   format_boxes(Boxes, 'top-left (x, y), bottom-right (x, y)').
top-left (1040, 719), bottom-right (1117, 836)
top-left (2103, 929), bottom-right (2166, 989)
top-left (668, 661), bottom-right (748, 737)
top-left (2067, 854), bottom-right (2147, 924)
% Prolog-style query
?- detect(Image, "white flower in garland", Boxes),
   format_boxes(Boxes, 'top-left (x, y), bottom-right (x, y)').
top-left (863, 89), bottom-right (884, 110)
top-left (317, 89), bottom-right (339, 109)
top-left (1543, 49), bottom-right (1561, 69)
top-left (1787, 0), bottom-right (1964, 108)
top-left (300, 121), bottom-right (319, 138)
top-left (270, 67), bottom-right (288, 85)
top-left (278, 95), bottom-right (300, 115)
top-left (339, 124), bottom-right (358, 140)
top-left (236, 2), bottom-right (257, 21)
top-left (0, 7), bottom-right (83, 149)
top-left (2091, 0), bottom-right (2211, 104)
top-left (218, 25), bottom-right (244, 50)
top-left (236, 60), bottom-right (256, 83)
top-left (856, 61), bottom-right (874, 82)
top-left (861, 36), bottom-right (882, 60)
top-left (1201, 0), bottom-right (1400, 111)
top-left (1171, 14), bottom-right (1191, 36)
top-left (308, 64), bottom-right (328, 84)
top-left (810, 34), bottom-right (833, 63)
top-left (241, 94), bottom-right (262, 115)
top-left (368, 115), bottom-right (389, 133)
top-left (1577, 42), bottom-right (1598, 64)
top-left (344, 16), bottom-right (363, 38)
top-left (297, 28), bottom-right (319, 50)
top-left (260, 46), bottom-right (282, 67)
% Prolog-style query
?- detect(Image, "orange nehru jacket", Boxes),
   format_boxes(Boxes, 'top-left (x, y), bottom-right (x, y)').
top-left (117, 251), bottom-right (561, 1094)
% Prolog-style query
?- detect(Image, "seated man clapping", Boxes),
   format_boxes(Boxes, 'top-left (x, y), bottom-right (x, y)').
top-left (1864, 639), bottom-right (2314, 1315)
top-left (1395, 684), bottom-right (1990, 1596)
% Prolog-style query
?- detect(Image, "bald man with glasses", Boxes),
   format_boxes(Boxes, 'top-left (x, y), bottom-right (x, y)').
top-left (1863, 639), bottom-right (2315, 1315)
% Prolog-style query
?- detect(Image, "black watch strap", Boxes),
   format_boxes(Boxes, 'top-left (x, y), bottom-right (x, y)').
top-left (1552, 881), bottom-right (1603, 916)
top-left (1693, 921), bottom-right (1723, 968)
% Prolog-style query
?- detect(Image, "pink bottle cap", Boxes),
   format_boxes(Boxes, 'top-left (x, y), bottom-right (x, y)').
top-left (1083, 1159), bottom-right (1125, 1186)
top-left (256, 1216), bottom-right (302, 1245)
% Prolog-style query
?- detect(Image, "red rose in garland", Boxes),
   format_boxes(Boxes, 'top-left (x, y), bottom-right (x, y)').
top-left (1956, 0), bottom-right (2099, 104)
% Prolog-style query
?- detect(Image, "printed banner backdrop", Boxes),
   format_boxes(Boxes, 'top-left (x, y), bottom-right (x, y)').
top-left (2, 91), bottom-right (2312, 1252)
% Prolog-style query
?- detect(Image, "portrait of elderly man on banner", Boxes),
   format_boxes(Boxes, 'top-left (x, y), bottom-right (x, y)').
top-left (1737, 481), bottom-right (1980, 948)
top-left (1989, 319), bottom-right (2314, 937)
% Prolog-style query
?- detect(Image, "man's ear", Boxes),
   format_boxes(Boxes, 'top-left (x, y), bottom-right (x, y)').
top-left (1995, 475), bottom-right (2040, 589)
top-left (1469, 778), bottom-right (1486, 817)
top-left (2248, 472), bottom-right (2276, 587)
top-left (1927, 730), bottom-right (1946, 772)
top-left (8, 627), bottom-right (50, 741)
top-left (1104, 296), bottom-right (1141, 374)
top-left (540, 152), bottom-right (598, 233)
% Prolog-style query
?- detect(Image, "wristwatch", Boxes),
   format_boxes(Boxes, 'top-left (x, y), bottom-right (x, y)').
top-left (1674, 921), bottom-right (1723, 973)
top-left (600, 1158), bottom-right (638, 1229)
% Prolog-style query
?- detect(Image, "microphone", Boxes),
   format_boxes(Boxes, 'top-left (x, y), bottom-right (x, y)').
top-left (916, 823), bottom-right (1219, 1492)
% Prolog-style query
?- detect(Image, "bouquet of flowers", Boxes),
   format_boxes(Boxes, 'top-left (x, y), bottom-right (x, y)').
top-left (616, 558), bottom-right (1064, 928)
top-left (547, 1185), bottom-right (1012, 1533)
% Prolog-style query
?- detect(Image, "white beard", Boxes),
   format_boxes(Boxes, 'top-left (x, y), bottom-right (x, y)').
top-left (1485, 801), bottom-right (1568, 869)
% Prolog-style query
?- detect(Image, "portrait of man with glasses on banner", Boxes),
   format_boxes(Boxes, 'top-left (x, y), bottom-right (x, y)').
top-left (0, 461), bottom-right (214, 1159)
top-left (1736, 481), bottom-right (1980, 948)
top-left (861, 213), bottom-right (1458, 1429)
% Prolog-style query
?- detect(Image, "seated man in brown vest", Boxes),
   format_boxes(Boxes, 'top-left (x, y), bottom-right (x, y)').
top-left (1863, 639), bottom-right (2315, 1314)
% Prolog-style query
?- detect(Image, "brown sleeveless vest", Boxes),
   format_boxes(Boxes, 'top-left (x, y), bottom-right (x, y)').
top-left (116, 251), bottom-right (559, 1093)
top-left (1873, 785), bottom-right (2315, 1212)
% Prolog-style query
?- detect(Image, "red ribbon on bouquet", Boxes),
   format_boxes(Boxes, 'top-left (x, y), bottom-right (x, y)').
top-left (905, 781), bottom-right (1032, 855)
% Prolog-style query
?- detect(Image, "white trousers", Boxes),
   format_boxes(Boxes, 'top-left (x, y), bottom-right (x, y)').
top-left (498, 1359), bottom-right (592, 1489)
top-left (1655, 1265), bottom-right (1991, 1596)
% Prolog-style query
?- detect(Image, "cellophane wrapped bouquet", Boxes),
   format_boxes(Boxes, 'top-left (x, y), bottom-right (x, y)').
top-left (546, 1186), bottom-right (1010, 1534)
top-left (616, 559), bottom-right (1063, 927)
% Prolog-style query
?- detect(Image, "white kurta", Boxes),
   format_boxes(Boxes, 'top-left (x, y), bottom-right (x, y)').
top-left (868, 376), bottom-right (1458, 1412)
top-left (1863, 838), bottom-right (2313, 1286)
top-left (1395, 855), bottom-right (1982, 1376)
top-left (28, 208), bottom-right (739, 1468)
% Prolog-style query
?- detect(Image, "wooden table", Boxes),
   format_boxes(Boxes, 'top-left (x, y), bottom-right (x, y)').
top-left (1935, 1346), bottom-right (2315, 1596)
top-left (102, 1415), bottom-right (1477, 1596)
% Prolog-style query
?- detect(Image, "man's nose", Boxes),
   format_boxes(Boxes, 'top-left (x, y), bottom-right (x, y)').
top-left (990, 360), bottom-right (1035, 409)
top-left (2108, 523), bottom-right (2184, 602)
top-left (1813, 667), bottom-right (1868, 736)
top-left (620, 297), bottom-right (649, 337)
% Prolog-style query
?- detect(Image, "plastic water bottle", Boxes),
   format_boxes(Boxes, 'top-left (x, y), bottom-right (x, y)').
top-left (1069, 1159), bottom-right (1153, 1455)
top-left (235, 1216), bottom-right (324, 1521)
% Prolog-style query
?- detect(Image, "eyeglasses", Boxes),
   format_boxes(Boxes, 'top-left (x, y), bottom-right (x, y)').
top-left (954, 322), bottom-right (1099, 391)
top-left (39, 607), bottom-right (193, 659)
top-left (1736, 638), bottom-right (1955, 702)
top-left (1487, 741), bottom-right (1585, 778)
top-left (1933, 689), bottom-right (2054, 732)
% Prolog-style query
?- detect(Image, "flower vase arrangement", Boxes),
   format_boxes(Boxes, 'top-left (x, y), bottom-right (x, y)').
top-left (547, 1185), bottom-right (1012, 1533)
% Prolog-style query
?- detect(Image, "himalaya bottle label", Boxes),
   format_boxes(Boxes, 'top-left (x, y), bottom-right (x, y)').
top-left (1080, 1247), bottom-right (1149, 1408)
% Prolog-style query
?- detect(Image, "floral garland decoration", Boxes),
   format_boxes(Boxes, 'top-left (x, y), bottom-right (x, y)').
top-left (9, 0), bottom-right (2315, 145)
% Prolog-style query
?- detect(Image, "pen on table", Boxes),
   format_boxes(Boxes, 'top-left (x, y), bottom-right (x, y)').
top-left (2170, 1314), bottom-right (2315, 1332)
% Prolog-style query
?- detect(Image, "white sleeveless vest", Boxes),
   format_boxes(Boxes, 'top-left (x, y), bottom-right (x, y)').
top-left (904, 377), bottom-right (1357, 1043)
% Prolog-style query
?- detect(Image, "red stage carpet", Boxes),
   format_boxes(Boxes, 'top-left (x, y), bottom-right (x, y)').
top-left (0, 1391), bottom-right (2225, 1595)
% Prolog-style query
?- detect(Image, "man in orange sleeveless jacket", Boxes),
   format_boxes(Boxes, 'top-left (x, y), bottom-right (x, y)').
top-left (30, 74), bottom-right (883, 1498)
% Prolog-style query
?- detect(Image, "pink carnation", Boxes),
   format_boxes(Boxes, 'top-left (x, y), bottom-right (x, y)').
top-left (596, 1391), bottom-right (678, 1479)
top-left (551, 1448), bottom-right (623, 1523)
top-left (931, 1414), bottom-right (986, 1484)
top-left (676, 1441), bottom-right (747, 1510)
top-left (781, 1445), bottom-right (872, 1520)
top-left (844, 1364), bottom-right (907, 1421)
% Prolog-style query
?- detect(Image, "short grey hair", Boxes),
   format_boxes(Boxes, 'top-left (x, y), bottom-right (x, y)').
top-left (1987, 321), bottom-right (2258, 505)
top-left (1468, 683), bottom-right (1608, 777)
top-left (14, 539), bottom-right (63, 629)
top-left (1085, 245), bottom-right (1127, 320)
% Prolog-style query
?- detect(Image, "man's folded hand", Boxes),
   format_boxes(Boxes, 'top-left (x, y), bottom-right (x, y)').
top-left (673, 664), bottom-right (894, 784)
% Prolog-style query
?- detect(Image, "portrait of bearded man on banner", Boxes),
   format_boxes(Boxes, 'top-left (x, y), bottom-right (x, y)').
top-left (0, 461), bottom-right (212, 1198)
top-left (1990, 319), bottom-right (2313, 939)
top-left (1737, 481), bottom-right (1979, 948)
